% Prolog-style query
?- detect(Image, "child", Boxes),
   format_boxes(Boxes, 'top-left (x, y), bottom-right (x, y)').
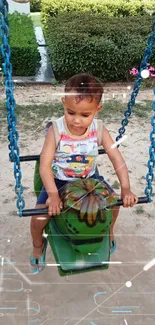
top-left (30, 73), bottom-right (138, 273)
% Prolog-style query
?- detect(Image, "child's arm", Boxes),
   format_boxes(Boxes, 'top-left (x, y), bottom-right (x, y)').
top-left (102, 127), bottom-right (138, 207)
top-left (39, 127), bottom-right (63, 216)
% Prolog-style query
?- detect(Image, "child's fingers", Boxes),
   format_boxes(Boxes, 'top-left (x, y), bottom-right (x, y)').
top-left (48, 205), bottom-right (56, 216)
top-left (123, 196), bottom-right (135, 207)
top-left (129, 196), bottom-right (136, 207)
top-left (48, 205), bottom-right (62, 216)
top-left (130, 195), bottom-right (138, 207)
top-left (123, 196), bottom-right (130, 207)
top-left (134, 195), bottom-right (138, 204)
top-left (48, 208), bottom-right (53, 216)
top-left (56, 206), bottom-right (61, 215)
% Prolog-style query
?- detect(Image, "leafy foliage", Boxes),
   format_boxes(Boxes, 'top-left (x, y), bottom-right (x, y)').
top-left (0, 13), bottom-right (40, 76)
top-left (42, 12), bottom-right (154, 82)
top-left (30, 0), bottom-right (41, 12)
top-left (41, 0), bottom-right (155, 23)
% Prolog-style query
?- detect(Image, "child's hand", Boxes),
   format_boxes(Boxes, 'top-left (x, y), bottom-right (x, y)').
top-left (121, 188), bottom-right (138, 208)
top-left (46, 192), bottom-right (63, 216)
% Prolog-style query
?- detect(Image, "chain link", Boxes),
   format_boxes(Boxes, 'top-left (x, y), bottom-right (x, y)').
top-left (145, 87), bottom-right (155, 200)
top-left (0, 0), bottom-right (25, 215)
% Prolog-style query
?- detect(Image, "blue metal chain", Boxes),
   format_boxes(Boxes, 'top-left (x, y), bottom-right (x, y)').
top-left (144, 23), bottom-right (155, 200)
top-left (145, 86), bottom-right (155, 200)
top-left (0, 0), bottom-right (25, 216)
top-left (116, 22), bottom-right (155, 142)
top-left (116, 21), bottom-right (155, 202)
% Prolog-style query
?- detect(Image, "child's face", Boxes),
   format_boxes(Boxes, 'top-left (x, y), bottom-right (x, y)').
top-left (61, 93), bottom-right (102, 136)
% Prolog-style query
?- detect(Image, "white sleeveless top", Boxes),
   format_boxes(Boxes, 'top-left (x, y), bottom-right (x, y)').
top-left (52, 116), bottom-right (103, 181)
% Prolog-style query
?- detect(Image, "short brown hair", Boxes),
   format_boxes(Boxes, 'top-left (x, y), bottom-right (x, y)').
top-left (65, 73), bottom-right (103, 104)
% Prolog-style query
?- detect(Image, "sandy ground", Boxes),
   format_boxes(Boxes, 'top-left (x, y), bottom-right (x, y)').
top-left (0, 83), bottom-right (154, 105)
top-left (0, 84), bottom-right (155, 325)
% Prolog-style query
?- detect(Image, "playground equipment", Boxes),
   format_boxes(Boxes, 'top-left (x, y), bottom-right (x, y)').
top-left (0, 0), bottom-right (155, 275)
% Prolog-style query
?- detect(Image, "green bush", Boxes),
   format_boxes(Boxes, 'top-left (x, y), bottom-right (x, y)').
top-left (30, 0), bottom-right (41, 12)
top-left (0, 13), bottom-right (40, 76)
top-left (41, 0), bottom-right (155, 24)
top-left (43, 12), bottom-right (155, 82)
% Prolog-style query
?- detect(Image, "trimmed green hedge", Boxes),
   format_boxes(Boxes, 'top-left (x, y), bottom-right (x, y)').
top-left (0, 13), bottom-right (40, 76)
top-left (30, 0), bottom-right (41, 12)
top-left (41, 0), bottom-right (155, 24)
top-left (43, 13), bottom-right (155, 82)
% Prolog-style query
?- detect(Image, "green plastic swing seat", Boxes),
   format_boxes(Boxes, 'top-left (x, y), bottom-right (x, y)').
top-left (45, 220), bottom-right (110, 276)
top-left (34, 161), bottom-right (115, 276)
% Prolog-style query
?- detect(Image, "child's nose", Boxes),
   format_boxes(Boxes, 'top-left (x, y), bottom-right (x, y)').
top-left (74, 116), bottom-right (81, 124)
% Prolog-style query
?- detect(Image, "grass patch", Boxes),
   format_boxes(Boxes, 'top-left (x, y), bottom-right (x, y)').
top-left (0, 101), bottom-right (64, 136)
top-left (0, 99), bottom-right (153, 139)
top-left (111, 180), bottom-right (120, 189)
top-left (147, 213), bottom-right (154, 220)
top-left (141, 176), bottom-right (146, 180)
top-left (98, 100), bottom-right (152, 119)
top-left (135, 206), bottom-right (144, 215)
top-left (1, 13), bottom-right (41, 76)
top-left (141, 78), bottom-right (155, 90)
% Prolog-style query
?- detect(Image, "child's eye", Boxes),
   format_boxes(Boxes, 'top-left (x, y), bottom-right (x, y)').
top-left (68, 111), bottom-right (74, 115)
top-left (82, 115), bottom-right (89, 117)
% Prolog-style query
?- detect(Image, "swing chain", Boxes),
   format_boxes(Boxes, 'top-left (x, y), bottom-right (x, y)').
top-left (116, 22), bottom-right (155, 202)
top-left (145, 89), bottom-right (155, 200)
top-left (0, 0), bottom-right (25, 215)
top-left (116, 22), bottom-right (155, 142)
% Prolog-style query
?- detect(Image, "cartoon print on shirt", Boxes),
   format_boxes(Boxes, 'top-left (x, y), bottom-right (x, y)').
top-left (62, 141), bottom-right (96, 155)
top-left (79, 143), bottom-right (87, 154)
top-left (63, 143), bottom-right (79, 154)
top-left (51, 117), bottom-right (100, 180)
top-left (62, 155), bottom-right (94, 178)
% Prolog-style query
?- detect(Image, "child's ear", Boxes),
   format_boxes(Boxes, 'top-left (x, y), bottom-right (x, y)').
top-left (97, 104), bottom-right (102, 112)
top-left (61, 96), bottom-right (65, 104)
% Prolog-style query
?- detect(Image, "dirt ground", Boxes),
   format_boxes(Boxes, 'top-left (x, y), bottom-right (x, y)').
top-left (0, 83), bottom-right (154, 105)
top-left (0, 84), bottom-right (155, 325)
